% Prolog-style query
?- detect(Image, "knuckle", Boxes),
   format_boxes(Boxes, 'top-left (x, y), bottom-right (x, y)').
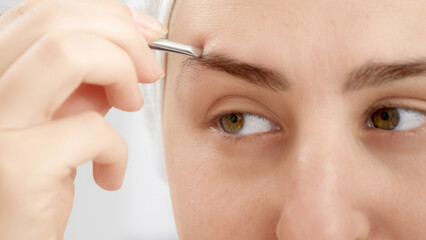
top-left (12, 4), bottom-right (28, 17)
top-left (107, 0), bottom-right (132, 18)
top-left (35, 31), bottom-right (64, 57)
top-left (0, 0), bottom-right (52, 27)
top-left (23, 0), bottom-right (58, 24)
top-left (35, 31), bottom-right (74, 66)
top-left (13, 0), bottom-right (42, 15)
top-left (80, 111), bottom-right (108, 133)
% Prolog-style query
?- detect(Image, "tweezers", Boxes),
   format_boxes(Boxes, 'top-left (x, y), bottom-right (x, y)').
top-left (149, 39), bottom-right (203, 57)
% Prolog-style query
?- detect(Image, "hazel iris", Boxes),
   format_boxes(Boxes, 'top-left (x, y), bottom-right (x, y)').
top-left (220, 113), bottom-right (245, 134)
top-left (371, 108), bottom-right (400, 130)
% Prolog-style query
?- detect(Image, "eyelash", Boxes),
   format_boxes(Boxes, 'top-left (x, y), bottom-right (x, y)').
top-left (363, 100), bottom-right (426, 129)
top-left (206, 111), bottom-right (281, 142)
top-left (207, 101), bottom-right (425, 142)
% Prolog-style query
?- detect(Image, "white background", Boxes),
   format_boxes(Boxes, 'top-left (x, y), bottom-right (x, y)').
top-left (0, 0), bottom-right (178, 239)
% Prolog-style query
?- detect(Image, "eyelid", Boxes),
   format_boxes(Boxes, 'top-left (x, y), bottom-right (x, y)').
top-left (210, 120), bottom-right (283, 144)
top-left (209, 111), bottom-right (282, 138)
top-left (364, 100), bottom-right (426, 130)
top-left (203, 95), bottom-right (283, 128)
top-left (207, 110), bottom-right (267, 128)
top-left (208, 124), bottom-right (280, 144)
top-left (363, 99), bottom-right (426, 125)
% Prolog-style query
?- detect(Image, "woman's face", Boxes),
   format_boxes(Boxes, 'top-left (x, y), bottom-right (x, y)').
top-left (162, 0), bottom-right (426, 239)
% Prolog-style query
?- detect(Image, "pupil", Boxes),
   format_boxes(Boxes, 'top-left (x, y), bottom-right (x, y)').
top-left (230, 114), bottom-right (238, 123)
top-left (381, 112), bottom-right (390, 120)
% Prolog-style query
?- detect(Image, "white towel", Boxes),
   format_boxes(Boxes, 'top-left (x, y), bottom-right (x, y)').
top-left (125, 0), bottom-right (175, 24)
top-left (123, 0), bottom-right (176, 167)
top-left (124, 0), bottom-right (175, 115)
top-left (123, 0), bottom-right (175, 110)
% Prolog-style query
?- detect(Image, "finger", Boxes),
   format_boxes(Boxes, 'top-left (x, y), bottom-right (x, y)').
top-left (0, 0), bottom-right (39, 30)
top-left (52, 84), bottom-right (112, 120)
top-left (130, 9), bottom-right (169, 42)
top-left (82, 1), bottom-right (168, 43)
top-left (0, 0), bottom-right (165, 43)
top-left (65, 0), bottom-right (168, 42)
top-left (0, 0), bottom-right (164, 83)
top-left (13, 111), bottom-right (128, 190)
top-left (71, 168), bottom-right (77, 181)
top-left (0, 31), bottom-right (143, 128)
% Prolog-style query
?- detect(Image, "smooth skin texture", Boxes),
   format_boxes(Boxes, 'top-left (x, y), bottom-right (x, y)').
top-left (163, 0), bottom-right (426, 239)
top-left (0, 0), bottom-right (165, 239)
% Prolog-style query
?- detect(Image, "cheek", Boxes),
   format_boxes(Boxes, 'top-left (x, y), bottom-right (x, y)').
top-left (361, 130), bottom-right (426, 180)
top-left (162, 110), bottom-right (281, 238)
top-left (355, 131), bottom-right (426, 237)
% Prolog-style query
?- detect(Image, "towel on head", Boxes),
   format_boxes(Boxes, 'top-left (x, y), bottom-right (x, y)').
top-left (124, 0), bottom-right (176, 111)
top-left (122, 0), bottom-right (177, 166)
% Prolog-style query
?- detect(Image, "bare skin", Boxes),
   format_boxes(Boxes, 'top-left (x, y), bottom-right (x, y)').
top-left (163, 0), bottom-right (426, 239)
top-left (0, 0), bottom-right (165, 239)
top-left (0, 0), bottom-right (425, 239)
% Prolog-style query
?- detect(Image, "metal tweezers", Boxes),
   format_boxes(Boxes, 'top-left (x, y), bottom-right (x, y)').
top-left (149, 39), bottom-right (203, 57)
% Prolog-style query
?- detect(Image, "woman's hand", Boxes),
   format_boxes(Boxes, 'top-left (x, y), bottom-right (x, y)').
top-left (0, 0), bottom-right (166, 239)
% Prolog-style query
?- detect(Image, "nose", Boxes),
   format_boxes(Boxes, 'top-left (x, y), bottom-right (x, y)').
top-left (275, 127), bottom-right (371, 240)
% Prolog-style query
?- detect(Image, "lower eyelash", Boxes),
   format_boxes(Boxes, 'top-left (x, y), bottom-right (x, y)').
top-left (208, 125), bottom-right (250, 143)
top-left (208, 115), bottom-right (281, 144)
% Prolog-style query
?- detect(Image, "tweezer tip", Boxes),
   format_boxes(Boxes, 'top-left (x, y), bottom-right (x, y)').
top-left (149, 39), bottom-right (203, 57)
top-left (190, 47), bottom-right (203, 57)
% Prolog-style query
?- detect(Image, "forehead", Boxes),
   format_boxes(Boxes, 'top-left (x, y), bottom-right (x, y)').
top-left (170, 0), bottom-right (426, 73)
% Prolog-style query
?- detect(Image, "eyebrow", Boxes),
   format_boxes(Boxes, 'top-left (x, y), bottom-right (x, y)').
top-left (181, 54), bottom-right (290, 91)
top-left (181, 54), bottom-right (426, 91)
top-left (345, 59), bottom-right (426, 90)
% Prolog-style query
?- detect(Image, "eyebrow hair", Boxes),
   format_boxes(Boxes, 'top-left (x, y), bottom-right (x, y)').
top-left (182, 54), bottom-right (290, 91)
top-left (181, 54), bottom-right (425, 92)
top-left (345, 59), bottom-right (426, 90)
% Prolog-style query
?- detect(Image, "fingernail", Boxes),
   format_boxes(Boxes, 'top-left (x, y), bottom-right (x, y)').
top-left (149, 50), bottom-right (164, 80)
top-left (131, 9), bottom-right (168, 36)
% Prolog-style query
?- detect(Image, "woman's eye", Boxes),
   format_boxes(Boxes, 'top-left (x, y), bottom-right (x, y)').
top-left (219, 113), bottom-right (280, 135)
top-left (370, 108), bottom-right (426, 131)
